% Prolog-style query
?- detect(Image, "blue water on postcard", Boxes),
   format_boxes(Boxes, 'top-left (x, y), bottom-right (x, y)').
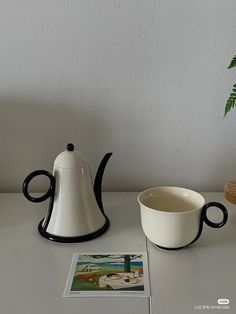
top-left (77, 261), bottom-right (143, 268)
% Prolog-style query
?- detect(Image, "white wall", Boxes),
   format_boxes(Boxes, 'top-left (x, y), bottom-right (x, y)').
top-left (0, 0), bottom-right (236, 192)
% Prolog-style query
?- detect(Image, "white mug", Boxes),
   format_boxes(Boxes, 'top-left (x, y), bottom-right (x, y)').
top-left (137, 187), bottom-right (228, 250)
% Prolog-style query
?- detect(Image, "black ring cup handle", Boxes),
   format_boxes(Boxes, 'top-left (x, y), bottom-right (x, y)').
top-left (188, 201), bottom-right (228, 248)
top-left (22, 170), bottom-right (55, 203)
top-left (201, 201), bottom-right (228, 228)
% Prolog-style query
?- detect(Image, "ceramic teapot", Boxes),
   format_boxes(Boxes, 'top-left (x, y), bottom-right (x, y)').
top-left (22, 143), bottom-right (112, 243)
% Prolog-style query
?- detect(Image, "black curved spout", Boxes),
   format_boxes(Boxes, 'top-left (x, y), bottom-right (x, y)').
top-left (94, 153), bottom-right (113, 215)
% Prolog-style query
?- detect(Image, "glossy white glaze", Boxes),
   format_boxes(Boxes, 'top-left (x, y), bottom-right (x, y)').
top-left (138, 187), bottom-right (205, 248)
top-left (46, 147), bottom-right (106, 237)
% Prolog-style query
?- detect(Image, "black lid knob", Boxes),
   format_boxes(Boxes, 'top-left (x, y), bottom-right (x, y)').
top-left (67, 143), bottom-right (74, 151)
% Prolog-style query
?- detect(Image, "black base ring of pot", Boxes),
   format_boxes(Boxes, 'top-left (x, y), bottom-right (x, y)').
top-left (38, 216), bottom-right (110, 243)
top-left (154, 243), bottom-right (191, 251)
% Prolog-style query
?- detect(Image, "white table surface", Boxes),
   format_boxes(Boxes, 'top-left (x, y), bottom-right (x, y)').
top-left (148, 192), bottom-right (236, 314)
top-left (0, 192), bottom-right (235, 314)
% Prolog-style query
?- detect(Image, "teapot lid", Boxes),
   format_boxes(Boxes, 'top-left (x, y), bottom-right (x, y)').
top-left (54, 143), bottom-right (88, 169)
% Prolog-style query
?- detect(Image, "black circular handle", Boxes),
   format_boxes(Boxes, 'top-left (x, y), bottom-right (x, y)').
top-left (22, 170), bottom-right (55, 203)
top-left (202, 202), bottom-right (228, 228)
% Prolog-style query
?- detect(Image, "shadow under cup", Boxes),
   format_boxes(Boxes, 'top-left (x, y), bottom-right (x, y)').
top-left (137, 187), bottom-right (228, 250)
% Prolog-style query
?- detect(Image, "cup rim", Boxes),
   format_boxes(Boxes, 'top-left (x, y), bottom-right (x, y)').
top-left (137, 186), bottom-right (205, 214)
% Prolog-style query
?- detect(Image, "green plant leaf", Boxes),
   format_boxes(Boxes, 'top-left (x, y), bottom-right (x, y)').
top-left (228, 55), bottom-right (236, 69)
top-left (224, 84), bottom-right (236, 117)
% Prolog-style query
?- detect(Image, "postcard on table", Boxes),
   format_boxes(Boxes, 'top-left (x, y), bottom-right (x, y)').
top-left (63, 252), bottom-right (150, 297)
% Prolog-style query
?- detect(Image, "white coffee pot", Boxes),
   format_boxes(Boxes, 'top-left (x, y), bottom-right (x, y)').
top-left (23, 143), bottom-right (112, 243)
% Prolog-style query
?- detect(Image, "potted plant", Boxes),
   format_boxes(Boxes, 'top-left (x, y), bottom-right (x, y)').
top-left (224, 56), bottom-right (236, 203)
top-left (224, 55), bottom-right (236, 116)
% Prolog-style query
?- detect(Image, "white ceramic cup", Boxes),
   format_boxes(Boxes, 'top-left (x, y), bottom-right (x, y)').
top-left (137, 187), bottom-right (228, 250)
